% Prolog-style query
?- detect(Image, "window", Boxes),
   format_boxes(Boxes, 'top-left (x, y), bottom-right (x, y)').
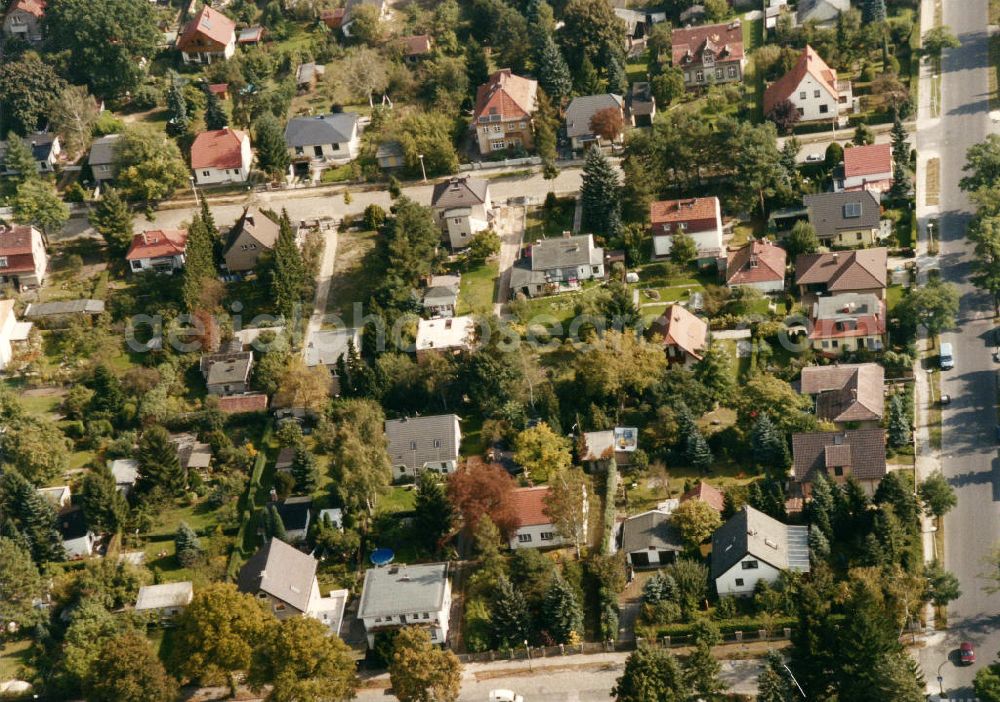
top-left (518, 533), bottom-right (532, 543)
top-left (814, 90), bottom-right (821, 98)
top-left (843, 202), bottom-right (862, 218)
top-left (742, 560), bottom-right (759, 570)
top-left (592, 266), bottom-right (601, 274)
top-left (493, 125), bottom-right (503, 133)
top-left (131, 260), bottom-right (142, 271)
top-left (822, 340), bottom-right (830, 349)
top-left (856, 232), bottom-right (863, 241)
top-left (834, 466), bottom-right (844, 476)
top-left (832, 340), bottom-right (839, 348)
top-left (819, 104), bottom-right (829, 114)
top-left (797, 108), bottom-right (804, 116)
top-left (314, 145), bottom-right (324, 157)
top-left (0, 256), bottom-right (7, 268)
top-left (258, 593), bottom-right (268, 599)
top-left (491, 141), bottom-right (506, 151)
top-left (684, 72), bottom-right (691, 82)
top-left (540, 532), bottom-right (554, 541)
top-left (295, 146), bottom-right (304, 155)
top-left (331, 143), bottom-right (340, 151)
top-left (274, 603), bottom-right (286, 611)
top-left (410, 440), bottom-right (417, 450)
top-left (799, 91), bottom-right (806, 100)
top-left (423, 612), bottom-right (429, 619)
top-left (518, 122), bottom-right (526, 129)
top-left (434, 439), bottom-right (441, 448)
top-left (202, 170), bottom-right (210, 176)
top-left (715, 68), bottom-right (724, 79)
top-left (453, 218), bottom-right (462, 224)
top-left (695, 70), bottom-right (704, 82)
top-left (735, 578), bottom-right (744, 587)
top-left (224, 169), bottom-right (229, 174)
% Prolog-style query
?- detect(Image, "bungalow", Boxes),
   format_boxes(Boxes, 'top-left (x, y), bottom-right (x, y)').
top-left (223, 207), bottom-right (280, 272)
top-left (201, 351), bottom-right (254, 395)
top-left (284, 113), bottom-right (361, 178)
top-left (0, 225), bottom-right (47, 289)
top-left (680, 481), bottom-right (725, 512)
top-left (809, 292), bottom-right (886, 355)
top-left (725, 239), bottom-right (786, 293)
top-left (58, 507), bottom-right (97, 559)
top-left (763, 45), bottom-right (852, 123)
top-left (564, 94), bottom-right (625, 151)
top-left (836, 143), bottom-right (894, 194)
top-left (650, 197), bottom-right (723, 261)
top-left (217, 393), bottom-right (269, 414)
top-left (24, 299), bottom-right (104, 321)
top-left (472, 69), bottom-right (538, 156)
top-left (415, 316), bottom-right (476, 359)
top-left (671, 21), bottom-right (746, 88)
top-left (135, 582), bottom-right (194, 620)
top-left (509, 234), bottom-right (605, 298)
top-left (2, 0), bottom-right (44, 43)
top-left (88, 134), bottom-right (121, 182)
top-left (581, 427), bottom-right (639, 466)
top-left (275, 496), bottom-right (312, 542)
top-left (238, 538), bottom-right (349, 635)
top-left (171, 432), bottom-right (213, 471)
top-left (794, 248), bottom-right (888, 299)
top-left (295, 62), bottom-right (325, 92)
top-left (37, 485), bottom-right (72, 509)
top-left (0, 299), bottom-right (33, 371)
top-left (358, 562), bottom-right (452, 647)
top-left (650, 304), bottom-right (707, 367)
top-left (803, 191), bottom-right (885, 248)
top-left (620, 510), bottom-right (684, 568)
top-left (799, 363), bottom-right (884, 427)
top-left (125, 230), bottom-right (188, 274)
top-left (430, 176), bottom-right (492, 250)
top-left (176, 5), bottom-right (236, 65)
top-left (421, 275), bottom-right (461, 318)
top-left (403, 34), bottom-right (433, 63)
top-left (384, 414), bottom-right (462, 478)
top-left (110, 458), bottom-right (139, 495)
top-left (791, 429), bottom-right (887, 497)
top-left (191, 128), bottom-right (252, 185)
top-left (509, 486), bottom-right (564, 550)
top-left (711, 506), bottom-right (810, 597)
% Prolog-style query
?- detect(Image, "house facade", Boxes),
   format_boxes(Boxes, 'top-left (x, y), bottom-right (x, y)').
top-left (803, 191), bottom-right (884, 248)
top-left (176, 5), bottom-right (236, 64)
top-left (725, 239), bottom-right (787, 293)
top-left (509, 234), bottom-right (605, 298)
top-left (358, 563), bottom-right (452, 647)
top-left (671, 21), bottom-right (745, 88)
top-left (620, 510), bottom-right (684, 568)
top-left (223, 207), bottom-right (280, 272)
top-left (650, 304), bottom-right (707, 367)
top-left (2, 0), bottom-right (44, 42)
top-left (509, 486), bottom-right (566, 550)
top-left (0, 225), bottom-right (47, 289)
top-left (565, 94), bottom-right (625, 151)
top-left (809, 292), bottom-right (886, 355)
top-left (650, 197), bottom-right (724, 260)
top-left (284, 113), bottom-right (361, 177)
top-left (58, 507), bottom-right (97, 559)
top-left (191, 128), bottom-right (252, 185)
top-left (711, 506), bottom-right (810, 597)
top-left (430, 177), bottom-right (492, 249)
top-left (421, 275), bottom-right (461, 318)
top-left (385, 414), bottom-right (462, 478)
top-left (473, 69), bottom-right (538, 155)
top-left (836, 143), bottom-right (894, 193)
top-left (791, 429), bottom-right (887, 497)
top-left (764, 45), bottom-right (852, 123)
top-left (201, 351), bottom-right (254, 395)
top-left (1, 133), bottom-right (61, 174)
top-left (125, 230), bottom-right (188, 274)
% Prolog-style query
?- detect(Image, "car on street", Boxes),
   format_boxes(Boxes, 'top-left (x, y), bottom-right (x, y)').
top-left (961, 642), bottom-right (976, 665)
top-left (940, 342), bottom-right (955, 370)
top-left (805, 153), bottom-right (824, 162)
top-left (490, 691), bottom-right (524, 702)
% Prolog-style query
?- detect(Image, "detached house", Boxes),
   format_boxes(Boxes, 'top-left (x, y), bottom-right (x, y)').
top-left (125, 229), bottom-right (188, 274)
top-left (0, 224), bottom-right (48, 289)
top-left (135, 582), bottom-right (194, 620)
top-left (791, 429), bottom-right (887, 497)
top-left (509, 486), bottom-right (572, 550)
top-left (764, 45), bottom-right (852, 123)
top-left (651, 304), bottom-right (707, 367)
top-left (671, 21), bottom-right (745, 88)
top-left (711, 506), bottom-right (810, 597)
top-left (284, 113), bottom-right (361, 178)
top-left (795, 248), bottom-right (888, 300)
top-left (564, 94), bottom-right (625, 151)
top-left (1, 132), bottom-right (61, 174)
top-left (177, 5), bottom-right (236, 65)
top-left (201, 351), bottom-right (254, 395)
top-left (415, 316), bottom-right (476, 359)
top-left (800, 363), bottom-right (885, 427)
top-left (620, 510), bottom-right (684, 568)
top-left (358, 563), bottom-right (452, 647)
top-left (803, 191), bottom-right (885, 248)
top-left (2, 0), bottom-right (44, 43)
top-left (581, 427), bottom-right (639, 467)
top-left (58, 507), bottom-right (97, 559)
top-left (836, 143), bottom-right (894, 194)
top-left (385, 414), bottom-right (462, 478)
top-left (509, 234), bottom-right (605, 298)
top-left (809, 292), bottom-right (886, 355)
top-left (680, 481), bottom-right (725, 513)
top-left (421, 275), bottom-right (461, 318)
top-left (650, 197), bottom-right (723, 261)
top-left (88, 134), bottom-right (121, 183)
top-left (473, 69), bottom-right (538, 155)
top-left (725, 239), bottom-right (786, 293)
top-left (223, 207), bottom-right (280, 272)
top-left (191, 128), bottom-right (252, 185)
top-left (430, 176), bottom-right (492, 249)
top-left (796, 0), bottom-right (850, 26)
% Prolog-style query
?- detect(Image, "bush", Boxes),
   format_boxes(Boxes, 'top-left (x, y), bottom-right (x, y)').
top-left (65, 182), bottom-right (86, 203)
top-left (131, 83), bottom-right (162, 110)
top-left (364, 203), bottom-right (386, 231)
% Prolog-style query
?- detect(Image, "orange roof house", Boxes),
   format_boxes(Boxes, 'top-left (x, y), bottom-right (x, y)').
top-left (125, 230), bottom-right (188, 273)
top-left (726, 239), bottom-right (787, 292)
top-left (216, 393), bottom-right (269, 414)
top-left (681, 481), bottom-right (725, 512)
top-left (763, 45), bottom-right (852, 123)
top-left (190, 128), bottom-right (252, 185)
top-left (650, 304), bottom-right (708, 366)
top-left (176, 6), bottom-right (236, 65)
top-left (508, 486), bottom-right (585, 550)
top-left (671, 21), bottom-right (745, 88)
top-left (472, 69), bottom-right (538, 156)
top-left (838, 143), bottom-right (894, 193)
top-left (649, 197), bottom-right (724, 259)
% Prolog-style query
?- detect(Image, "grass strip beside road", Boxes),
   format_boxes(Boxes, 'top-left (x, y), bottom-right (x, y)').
top-left (991, 32), bottom-right (1000, 110)
top-left (926, 158), bottom-right (941, 207)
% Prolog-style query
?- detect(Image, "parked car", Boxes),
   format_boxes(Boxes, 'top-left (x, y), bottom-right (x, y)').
top-left (940, 342), bottom-right (954, 370)
top-left (805, 153), bottom-right (824, 162)
top-left (960, 642), bottom-right (976, 665)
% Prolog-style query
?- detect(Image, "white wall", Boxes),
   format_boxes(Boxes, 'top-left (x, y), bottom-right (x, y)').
top-left (509, 523), bottom-right (563, 550)
top-left (363, 580), bottom-right (452, 647)
top-left (129, 255), bottom-right (184, 273)
top-left (786, 74), bottom-right (838, 122)
top-left (841, 169), bottom-right (893, 191)
top-left (64, 533), bottom-right (96, 559)
top-left (731, 278), bottom-right (785, 294)
top-left (290, 131), bottom-right (360, 166)
top-left (715, 558), bottom-right (782, 597)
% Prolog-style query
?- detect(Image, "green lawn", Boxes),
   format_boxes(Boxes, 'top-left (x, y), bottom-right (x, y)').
top-left (0, 639), bottom-right (34, 681)
top-left (142, 500), bottom-right (229, 582)
top-left (17, 391), bottom-right (63, 417)
top-left (626, 55), bottom-right (649, 85)
top-left (513, 283), bottom-right (607, 332)
top-left (379, 485), bottom-right (417, 515)
top-left (741, 15), bottom-right (764, 53)
top-left (456, 260), bottom-right (499, 315)
top-left (326, 229), bottom-right (380, 327)
top-left (887, 284), bottom-right (905, 315)
top-left (525, 198), bottom-right (576, 240)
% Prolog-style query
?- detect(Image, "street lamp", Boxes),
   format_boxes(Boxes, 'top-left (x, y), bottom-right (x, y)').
top-left (189, 176), bottom-right (199, 205)
top-left (937, 660), bottom-right (948, 697)
top-left (418, 153), bottom-right (427, 183)
top-left (524, 640), bottom-right (532, 671)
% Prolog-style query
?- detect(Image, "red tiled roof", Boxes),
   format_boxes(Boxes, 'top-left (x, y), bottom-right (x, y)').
top-left (844, 143), bottom-right (893, 179)
top-left (0, 225), bottom-right (35, 256)
top-left (671, 21), bottom-right (744, 67)
top-left (473, 69), bottom-right (538, 123)
top-left (795, 248), bottom-right (887, 292)
top-left (649, 197), bottom-right (719, 227)
top-left (208, 83), bottom-right (229, 95)
top-left (800, 363), bottom-right (885, 423)
top-left (7, 0), bottom-right (45, 18)
top-left (191, 128), bottom-right (247, 170)
top-left (651, 304), bottom-right (707, 360)
top-left (511, 486), bottom-right (553, 527)
top-left (726, 239), bottom-right (786, 286)
top-left (217, 393), bottom-right (269, 414)
top-left (792, 429), bottom-right (887, 483)
top-left (125, 229), bottom-right (188, 261)
top-left (404, 34), bottom-right (432, 56)
top-left (176, 5), bottom-right (235, 51)
top-left (321, 7), bottom-right (345, 28)
top-left (680, 481), bottom-right (725, 512)
top-left (763, 45), bottom-right (838, 115)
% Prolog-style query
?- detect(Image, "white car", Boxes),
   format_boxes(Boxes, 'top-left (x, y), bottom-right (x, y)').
top-left (805, 153), bottom-right (824, 163)
top-left (489, 690), bottom-right (525, 702)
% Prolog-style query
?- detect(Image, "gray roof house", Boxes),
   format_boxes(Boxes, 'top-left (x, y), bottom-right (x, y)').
top-left (295, 62), bottom-right (325, 91)
top-left (201, 351), bottom-right (254, 396)
top-left (385, 414), bottom-right (461, 478)
top-left (430, 176), bottom-right (490, 212)
top-left (620, 510), bottom-right (685, 568)
top-left (430, 176), bottom-right (493, 249)
top-left (358, 562), bottom-right (453, 646)
top-left (797, 0), bottom-right (850, 26)
top-left (24, 299), bottom-right (105, 319)
top-left (510, 234), bottom-right (605, 298)
top-left (565, 94), bottom-right (624, 150)
top-left (304, 328), bottom-right (360, 368)
top-left (285, 113), bottom-right (361, 172)
top-left (88, 134), bottom-right (121, 182)
top-left (376, 140), bottom-right (404, 169)
top-left (711, 506), bottom-right (810, 597)
top-left (135, 581), bottom-right (194, 618)
top-left (803, 190), bottom-right (883, 246)
top-left (421, 274), bottom-right (461, 318)
top-left (275, 496), bottom-right (313, 542)
top-left (110, 458), bottom-right (139, 494)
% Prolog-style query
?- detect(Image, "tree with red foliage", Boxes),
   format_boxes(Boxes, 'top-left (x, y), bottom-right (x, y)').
top-left (589, 107), bottom-right (624, 143)
top-left (765, 99), bottom-right (800, 135)
top-left (447, 458), bottom-right (518, 538)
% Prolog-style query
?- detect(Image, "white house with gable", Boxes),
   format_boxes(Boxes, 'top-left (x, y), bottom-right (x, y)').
top-left (358, 563), bottom-right (452, 647)
top-left (711, 506), bottom-right (810, 597)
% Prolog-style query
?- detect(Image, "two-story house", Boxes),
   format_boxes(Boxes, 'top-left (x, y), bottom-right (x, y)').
top-left (650, 304), bottom-right (708, 367)
top-left (835, 143), bottom-right (895, 194)
top-left (671, 21), bottom-right (745, 89)
top-left (223, 207), bottom-right (280, 272)
top-left (358, 562), bottom-right (452, 647)
top-left (650, 197), bottom-right (724, 261)
top-left (2, 0), bottom-right (44, 43)
top-left (473, 69), bottom-right (538, 155)
top-left (238, 538), bottom-right (349, 634)
top-left (803, 190), bottom-right (885, 248)
top-left (176, 5), bottom-right (236, 64)
top-left (191, 128), bottom-right (252, 185)
top-left (564, 94), bottom-right (625, 151)
top-left (384, 414), bottom-right (462, 478)
top-left (125, 230), bottom-right (188, 274)
top-left (88, 134), bottom-right (121, 183)
top-left (284, 113), bottom-right (360, 179)
top-left (0, 224), bottom-right (48, 289)
top-left (431, 177), bottom-right (492, 249)
top-left (725, 239), bottom-right (787, 293)
top-left (508, 234), bottom-right (605, 298)
top-left (712, 506), bottom-right (810, 597)
top-left (794, 248), bottom-right (888, 300)
top-left (791, 429), bottom-right (887, 497)
top-left (1, 132), bottom-right (61, 175)
top-left (201, 350), bottom-right (254, 395)
top-left (799, 363), bottom-right (885, 427)
top-left (764, 45), bottom-right (852, 123)
top-left (809, 292), bottom-right (886, 355)
top-left (0, 299), bottom-right (32, 371)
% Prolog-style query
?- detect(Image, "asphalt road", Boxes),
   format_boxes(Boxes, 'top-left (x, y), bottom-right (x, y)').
top-left (916, 0), bottom-right (1000, 696)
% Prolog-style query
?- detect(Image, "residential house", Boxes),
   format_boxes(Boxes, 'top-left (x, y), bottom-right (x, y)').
top-left (284, 113), bottom-right (361, 178)
top-left (238, 26), bottom-right (264, 46)
top-left (201, 351), bottom-right (254, 395)
top-left (58, 507), bottom-right (97, 559)
top-left (217, 393), bottom-right (269, 414)
top-left (799, 363), bottom-right (885, 427)
top-left (650, 304), bottom-right (708, 367)
top-left (238, 538), bottom-right (349, 634)
top-left (791, 429), bottom-right (887, 497)
top-left (431, 176), bottom-right (493, 249)
top-left (176, 5), bottom-right (236, 64)
top-left (1, 132), bottom-right (61, 174)
top-left (725, 239), bottom-right (787, 293)
top-left (295, 62), bottom-right (325, 92)
top-left (415, 316), bottom-right (476, 359)
top-left (794, 248), bottom-right (888, 299)
top-left (88, 134), bottom-right (121, 182)
top-left (275, 496), bottom-right (312, 542)
top-left (509, 486), bottom-right (565, 550)
top-left (0, 225), bottom-right (47, 289)
top-left (763, 45), bottom-right (852, 122)
top-left (802, 191), bottom-right (885, 248)
top-left (223, 207), bottom-right (280, 272)
top-left (403, 34), bottom-right (432, 63)
top-left (472, 69), bottom-right (538, 155)
top-left (125, 229), bottom-right (188, 274)
top-left (628, 82), bottom-right (657, 127)
top-left (809, 292), bottom-right (886, 355)
top-left (0, 299), bottom-right (32, 371)
top-left (191, 128), bottom-right (252, 185)
top-left (421, 275), bottom-right (461, 318)
top-left (650, 197), bottom-right (724, 261)
top-left (681, 481), bottom-right (726, 512)
top-left (303, 328), bottom-right (360, 395)
top-left (509, 234), bottom-right (605, 298)
top-left (3, 0), bottom-right (44, 43)
top-left (765, 0), bottom-right (789, 30)
top-left (384, 414), bottom-right (462, 479)
top-left (796, 0), bottom-right (850, 26)
top-left (711, 506), bottom-right (810, 597)
top-left (341, 0), bottom-right (387, 37)
top-left (320, 7), bottom-right (345, 29)
top-left (207, 83), bottom-right (229, 100)
top-left (671, 21), bottom-right (745, 88)
top-left (581, 427), bottom-right (639, 466)
top-left (376, 141), bottom-right (405, 169)
top-left (836, 143), bottom-right (894, 194)
top-left (135, 582), bottom-right (194, 620)
top-left (24, 299), bottom-right (104, 321)
top-left (564, 94), bottom-right (625, 151)
top-left (37, 486), bottom-right (72, 509)
top-left (275, 446), bottom-right (296, 473)
top-left (620, 510), bottom-right (685, 568)
top-left (110, 458), bottom-right (139, 495)
top-left (358, 562), bottom-right (452, 647)
top-left (171, 432), bottom-right (213, 471)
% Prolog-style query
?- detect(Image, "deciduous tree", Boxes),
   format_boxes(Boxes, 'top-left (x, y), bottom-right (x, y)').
top-left (766, 99), bottom-right (800, 135)
top-left (672, 498), bottom-right (722, 550)
top-left (86, 630), bottom-right (178, 702)
top-left (544, 466), bottom-right (589, 557)
top-left (0, 53), bottom-right (67, 134)
top-left (447, 459), bottom-right (518, 536)
top-left (921, 26), bottom-right (960, 60)
top-left (785, 220), bottom-right (820, 258)
top-left (895, 279), bottom-right (959, 335)
top-left (115, 126), bottom-right (189, 203)
top-left (49, 85), bottom-right (101, 155)
top-left (513, 422), bottom-right (571, 483)
top-left (389, 627), bottom-right (462, 702)
top-left (328, 399), bottom-right (392, 518)
top-left (14, 179), bottom-right (70, 238)
top-left (919, 470), bottom-right (956, 520)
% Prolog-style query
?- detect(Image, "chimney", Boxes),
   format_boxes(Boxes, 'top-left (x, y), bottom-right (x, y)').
top-left (831, 252), bottom-right (840, 262)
